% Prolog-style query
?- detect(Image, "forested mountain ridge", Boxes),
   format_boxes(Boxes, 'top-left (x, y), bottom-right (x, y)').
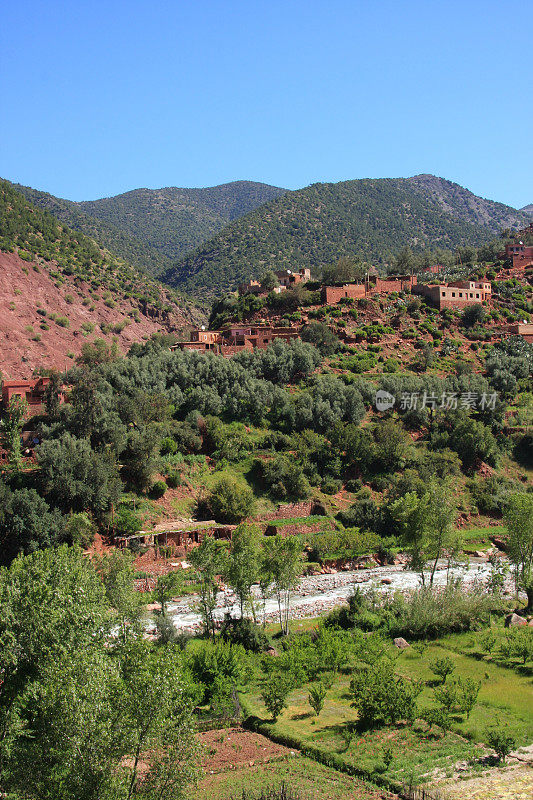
top-left (12, 179), bottom-right (287, 276)
top-left (163, 175), bottom-right (531, 297)
top-left (406, 174), bottom-right (531, 230)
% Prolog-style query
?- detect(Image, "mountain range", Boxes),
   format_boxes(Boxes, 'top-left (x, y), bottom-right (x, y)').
top-left (12, 180), bottom-right (286, 278)
top-left (6, 175), bottom-right (533, 302)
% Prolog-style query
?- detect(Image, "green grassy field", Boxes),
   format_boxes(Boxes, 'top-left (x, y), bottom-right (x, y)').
top-left (461, 525), bottom-right (506, 553)
top-left (192, 755), bottom-right (389, 800)
top-left (240, 634), bottom-right (533, 785)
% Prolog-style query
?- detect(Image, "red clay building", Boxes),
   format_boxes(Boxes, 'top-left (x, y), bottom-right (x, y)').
top-left (175, 324), bottom-right (301, 356)
top-left (1, 377), bottom-right (61, 413)
top-left (507, 322), bottom-right (533, 342)
top-left (505, 242), bottom-right (533, 270)
top-left (321, 274), bottom-right (417, 305)
top-left (413, 280), bottom-right (491, 310)
top-left (239, 267), bottom-right (311, 296)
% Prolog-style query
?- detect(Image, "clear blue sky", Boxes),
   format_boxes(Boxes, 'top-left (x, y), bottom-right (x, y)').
top-left (1, 0), bottom-right (531, 207)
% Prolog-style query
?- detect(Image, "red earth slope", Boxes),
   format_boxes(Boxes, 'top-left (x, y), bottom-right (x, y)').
top-left (0, 251), bottom-right (195, 379)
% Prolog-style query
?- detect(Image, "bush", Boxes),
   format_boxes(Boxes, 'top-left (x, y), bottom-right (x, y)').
top-left (429, 656), bottom-right (455, 684)
top-left (261, 671), bottom-right (292, 721)
top-left (160, 436), bottom-right (178, 456)
top-left (220, 615), bottom-right (271, 653)
top-left (150, 480), bottom-right (167, 499)
top-left (486, 725), bottom-right (516, 762)
top-left (203, 476), bottom-right (255, 523)
top-left (349, 657), bottom-right (420, 729)
top-left (165, 472), bottom-right (181, 489)
top-left (321, 479), bottom-right (342, 495)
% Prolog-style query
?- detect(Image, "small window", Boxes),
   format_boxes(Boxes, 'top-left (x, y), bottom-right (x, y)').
top-left (452, 292), bottom-right (456, 297)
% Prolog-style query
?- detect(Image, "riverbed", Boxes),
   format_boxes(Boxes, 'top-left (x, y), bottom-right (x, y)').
top-left (160, 559), bottom-right (497, 634)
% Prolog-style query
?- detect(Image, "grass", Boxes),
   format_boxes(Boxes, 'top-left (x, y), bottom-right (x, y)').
top-left (395, 640), bottom-right (533, 745)
top-left (191, 755), bottom-right (387, 800)
top-left (240, 632), bottom-right (533, 786)
top-left (461, 526), bottom-right (506, 554)
top-left (436, 628), bottom-right (533, 677)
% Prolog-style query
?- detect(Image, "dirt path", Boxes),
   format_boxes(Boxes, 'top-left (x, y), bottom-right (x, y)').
top-left (439, 765), bottom-right (533, 799)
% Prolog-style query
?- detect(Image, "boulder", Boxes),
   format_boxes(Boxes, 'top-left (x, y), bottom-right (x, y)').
top-left (505, 613), bottom-right (528, 627)
top-left (381, 578), bottom-right (392, 585)
top-left (394, 637), bottom-right (410, 649)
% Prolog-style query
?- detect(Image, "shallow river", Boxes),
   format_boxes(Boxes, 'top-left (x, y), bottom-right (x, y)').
top-left (160, 559), bottom-right (495, 633)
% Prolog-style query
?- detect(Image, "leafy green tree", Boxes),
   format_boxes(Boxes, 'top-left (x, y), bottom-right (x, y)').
top-left (205, 476), bottom-right (255, 523)
top-left (0, 488), bottom-right (65, 564)
top-left (0, 394), bottom-right (28, 469)
top-left (308, 682), bottom-right (326, 716)
top-left (0, 547), bottom-right (200, 800)
top-left (0, 546), bottom-right (109, 780)
top-left (95, 550), bottom-right (143, 644)
top-left (456, 676), bottom-right (481, 719)
top-left (390, 480), bottom-right (460, 585)
top-left (429, 656), bottom-right (455, 684)
top-left (373, 418), bottom-right (409, 472)
top-left (260, 455), bottom-right (310, 500)
top-left (43, 370), bottom-right (62, 418)
top-left (461, 303), bottom-right (485, 328)
top-left (225, 524), bottom-right (260, 619)
top-left (6, 647), bottom-right (125, 800)
top-left (121, 427), bottom-right (160, 492)
top-left (38, 432), bottom-right (121, 517)
top-left (186, 640), bottom-right (249, 706)
top-left (189, 535), bottom-right (228, 641)
top-left (155, 570), bottom-right (183, 617)
top-left (77, 338), bottom-right (120, 367)
top-left (504, 492), bottom-right (533, 610)
top-left (447, 416), bottom-right (499, 472)
top-left (65, 511), bottom-right (96, 548)
top-left (486, 724), bottom-right (516, 763)
top-left (350, 657), bottom-right (420, 729)
top-left (261, 671), bottom-right (292, 721)
top-left (300, 322), bottom-right (339, 356)
top-left (119, 642), bottom-right (199, 800)
top-left (262, 535), bottom-right (304, 635)
top-left (260, 271), bottom-right (279, 291)
top-left (70, 372), bottom-right (103, 439)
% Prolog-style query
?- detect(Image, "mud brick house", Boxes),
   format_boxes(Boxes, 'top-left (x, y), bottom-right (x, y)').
top-left (174, 328), bottom-right (222, 352)
top-left (507, 322), bottom-right (533, 342)
top-left (413, 280), bottom-right (491, 310)
top-left (321, 274), bottom-right (417, 304)
top-left (117, 524), bottom-right (235, 556)
top-left (175, 323), bottom-right (301, 355)
top-left (1, 377), bottom-right (61, 413)
top-left (505, 241), bottom-right (533, 270)
top-left (239, 267), bottom-right (311, 296)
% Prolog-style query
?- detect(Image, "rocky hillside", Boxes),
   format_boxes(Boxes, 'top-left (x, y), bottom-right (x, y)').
top-left (163, 175), bottom-right (531, 298)
top-left (521, 203), bottom-right (533, 217)
top-left (0, 181), bottom-right (201, 379)
top-left (12, 180), bottom-right (286, 276)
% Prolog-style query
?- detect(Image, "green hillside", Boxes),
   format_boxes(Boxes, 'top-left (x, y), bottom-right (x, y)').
top-left (13, 180), bottom-right (286, 275)
top-left (164, 175), bottom-right (530, 297)
top-left (0, 179), bottom-right (196, 319)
